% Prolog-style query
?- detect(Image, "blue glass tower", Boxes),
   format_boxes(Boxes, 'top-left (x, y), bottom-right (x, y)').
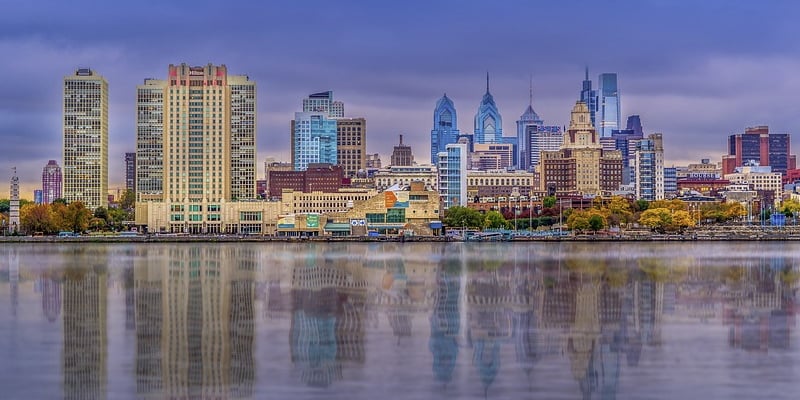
top-left (292, 112), bottom-right (338, 171)
top-left (474, 73), bottom-right (503, 144)
top-left (598, 73), bottom-right (621, 138)
top-left (517, 79), bottom-right (544, 170)
top-left (430, 94), bottom-right (460, 164)
top-left (579, 67), bottom-right (598, 128)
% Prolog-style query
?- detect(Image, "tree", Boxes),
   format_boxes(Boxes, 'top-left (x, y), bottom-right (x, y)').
top-left (639, 208), bottom-right (673, 233)
top-left (634, 199), bottom-right (649, 212)
top-left (781, 199), bottom-right (800, 217)
top-left (484, 210), bottom-right (508, 229)
top-left (0, 199), bottom-right (9, 213)
top-left (120, 189), bottom-right (135, 211)
top-left (63, 201), bottom-right (92, 233)
top-left (671, 210), bottom-right (696, 231)
top-left (588, 214), bottom-right (605, 233)
top-left (20, 204), bottom-right (55, 234)
top-left (720, 202), bottom-right (746, 221)
top-left (52, 198), bottom-right (68, 206)
top-left (443, 206), bottom-right (485, 230)
top-left (650, 199), bottom-right (687, 212)
top-left (543, 196), bottom-right (557, 208)
top-left (93, 207), bottom-right (109, 223)
top-left (567, 212), bottom-right (590, 233)
top-left (606, 196), bottom-right (634, 226)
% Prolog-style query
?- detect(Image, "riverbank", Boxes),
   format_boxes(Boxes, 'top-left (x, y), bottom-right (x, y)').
top-left (2, 228), bottom-right (800, 243)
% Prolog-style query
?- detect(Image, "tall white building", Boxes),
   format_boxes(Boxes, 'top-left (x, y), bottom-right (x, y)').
top-left (437, 143), bottom-right (467, 209)
top-left (633, 133), bottom-right (664, 201)
top-left (135, 64), bottom-right (257, 233)
top-left (63, 68), bottom-right (108, 210)
top-left (302, 91), bottom-right (344, 118)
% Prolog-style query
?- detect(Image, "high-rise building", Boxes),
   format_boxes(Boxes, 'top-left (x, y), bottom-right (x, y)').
top-left (516, 81), bottom-right (544, 170)
top-left (526, 126), bottom-right (563, 171)
top-left (9, 168), bottom-right (19, 233)
top-left (365, 154), bottom-right (382, 169)
top-left (597, 73), bottom-right (620, 138)
top-left (539, 102), bottom-right (623, 195)
top-left (430, 94), bottom-right (460, 164)
top-left (34, 190), bottom-right (43, 205)
top-left (336, 118), bottom-right (366, 177)
top-left (632, 133), bottom-right (665, 201)
top-left (291, 112), bottom-right (337, 171)
top-left (63, 68), bottom-right (108, 210)
top-left (663, 167), bottom-right (677, 198)
top-left (135, 78), bottom-right (165, 202)
top-left (138, 64), bottom-right (257, 205)
top-left (722, 126), bottom-right (795, 175)
top-left (42, 160), bottom-right (62, 204)
top-left (471, 143), bottom-right (515, 170)
top-left (302, 91), bottom-right (344, 118)
top-left (437, 143), bottom-right (468, 209)
top-left (125, 152), bottom-right (136, 192)
top-left (579, 67), bottom-right (598, 128)
top-left (391, 134), bottom-right (414, 166)
top-left (626, 115), bottom-right (643, 137)
top-left (474, 74), bottom-right (503, 144)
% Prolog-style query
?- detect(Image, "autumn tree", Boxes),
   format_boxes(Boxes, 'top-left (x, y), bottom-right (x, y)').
top-left (639, 208), bottom-right (673, 233)
top-left (484, 210), bottom-right (509, 229)
top-left (781, 199), bottom-right (800, 217)
top-left (20, 204), bottom-right (55, 234)
top-left (63, 201), bottom-right (92, 233)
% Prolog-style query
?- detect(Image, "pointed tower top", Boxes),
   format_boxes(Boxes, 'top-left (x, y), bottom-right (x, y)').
top-left (585, 66), bottom-right (589, 81)
top-left (486, 71), bottom-right (490, 93)
top-left (529, 74), bottom-right (533, 106)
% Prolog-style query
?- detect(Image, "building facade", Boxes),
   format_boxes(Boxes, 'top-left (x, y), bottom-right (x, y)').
top-left (134, 63), bottom-right (258, 232)
top-left (430, 94), bottom-right (461, 164)
top-left (597, 73), bottom-right (620, 138)
top-left (63, 68), bottom-right (108, 210)
top-left (473, 74), bottom-right (503, 144)
top-left (42, 159), bottom-right (62, 204)
top-left (291, 112), bottom-right (337, 171)
top-left (374, 164), bottom-right (438, 191)
top-left (579, 68), bottom-right (598, 128)
top-left (125, 152), bottom-right (136, 192)
top-left (632, 133), bottom-right (665, 201)
top-left (723, 165), bottom-right (782, 207)
top-left (722, 126), bottom-right (796, 175)
top-left (516, 83), bottom-right (544, 170)
top-left (268, 163), bottom-right (344, 199)
top-left (438, 143), bottom-right (468, 209)
top-left (302, 91), bottom-right (344, 118)
top-left (336, 117), bottom-right (366, 178)
top-left (539, 101), bottom-right (623, 195)
top-left (471, 143), bottom-right (514, 170)
top-left (466, 170), bottom-right (534, 199)
top-left (390, 134), bottom-right (414, 166)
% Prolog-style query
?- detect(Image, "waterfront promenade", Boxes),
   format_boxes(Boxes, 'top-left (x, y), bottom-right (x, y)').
top-left (3, 225), bottom-right (800, 243)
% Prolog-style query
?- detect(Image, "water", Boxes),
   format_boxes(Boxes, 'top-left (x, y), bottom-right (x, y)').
top-left (0, 242), bottom-right (798, 399)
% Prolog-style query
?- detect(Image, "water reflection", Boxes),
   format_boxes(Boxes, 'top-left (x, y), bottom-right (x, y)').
top-left (0, 242), bottom-right (798, 399)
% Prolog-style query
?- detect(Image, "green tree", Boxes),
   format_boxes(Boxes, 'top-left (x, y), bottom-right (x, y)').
top-left (634, 199), bottom-right (649, 212)
top-left (0, 199), bottom-right (9, 213)
top-left (484, 210), bottom-right (508, 229)
top-left (588, 214), bottom-right (605, 233)
top-left (52, 198), bottom-right (68, 206)
top-left (120, 189), bottom-right (135, 211)
top-left (443, 206), bottom-right (485, 230)
top-left (543, 196), bottom-right (557, 208)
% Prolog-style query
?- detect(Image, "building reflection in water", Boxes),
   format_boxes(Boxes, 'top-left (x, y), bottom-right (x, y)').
top-left (62, 247), bottom-right (108, 400)
top-left (26, 243), bottom-right (797, 399)
top-left (289, 244), bottom-right (367, 388)
top-left (133, 245), bottom-right (256, 398)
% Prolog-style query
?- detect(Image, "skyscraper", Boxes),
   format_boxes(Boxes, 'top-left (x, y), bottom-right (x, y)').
top-left (303, 91), bottom-right (344, 118)
top-left (9, 168), bottom-right (19, 233)
top-left (597, 73), bottom-right (621, 138)
top-left (42, 159), bottom-right (62, 204)
top-left (430, 94), bottom-right (460, 164)
top-left (516, 79), bottom-right (561, 170)
top-left (579, 67), bottom-right (598, 128)
top-left (63, 68), bottom-right (108, 210)
top-left (336, 118), bottom-right (366, 178)
top-left (473, 74), bottom-right (503, 144)
top-left (291, 112), bottom-right (337, 171)
top-left (135, 78), bottom-right (165, 202)
top-left (633, 133), bottom-right (665, 201)
top-left (539, 101), bottom-right (623, 195)
top-left (391, 134), bottom-right (414, 166)
top-left (437, 143), bottom-right (467, 209)
top-left (135, 64), bottom-right (256, 204)
top-left (722, 126), bottom-right (795, 175)
top-left (125, 152), bottom-right (136, 192)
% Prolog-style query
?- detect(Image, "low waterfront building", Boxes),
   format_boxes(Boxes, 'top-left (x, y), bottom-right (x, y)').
top-left (374, 164), bottom-right (438, 192)
top-left (723, 165), bottom-right (782, 207)
top-left (135, 200), bottom-right (282, 235)
top-left (466, 169), bottom-right (534, 199)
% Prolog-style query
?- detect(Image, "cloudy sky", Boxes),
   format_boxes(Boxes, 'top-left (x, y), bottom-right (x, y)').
top-left (2, 0), bottom-right (800, 198)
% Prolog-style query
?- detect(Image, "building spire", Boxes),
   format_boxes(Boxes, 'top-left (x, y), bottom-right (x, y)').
top-left (486, 71), bottom-right (490, 93)
top-left (529, 74), bottom-right (533, 106)
top-left (585, 66), bottom-right (589, 81)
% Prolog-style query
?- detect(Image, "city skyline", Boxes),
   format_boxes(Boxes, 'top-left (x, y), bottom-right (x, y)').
top-left (3, 1), bottom-right (800, 197)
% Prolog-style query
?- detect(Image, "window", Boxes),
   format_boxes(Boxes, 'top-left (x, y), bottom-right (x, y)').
top-left (387, 208), bottom-right (405, 223)
top-left (366, 213), bottom-right (385, 223)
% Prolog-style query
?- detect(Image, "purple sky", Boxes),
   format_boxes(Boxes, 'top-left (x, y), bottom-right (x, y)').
top-left (3, 0), bottom-right (800, 197)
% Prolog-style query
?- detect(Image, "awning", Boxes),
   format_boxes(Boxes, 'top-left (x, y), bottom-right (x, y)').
top-left (429, 221), bottom-right (443, 229)
top-left (324, 223), bottom-right (352, 232)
